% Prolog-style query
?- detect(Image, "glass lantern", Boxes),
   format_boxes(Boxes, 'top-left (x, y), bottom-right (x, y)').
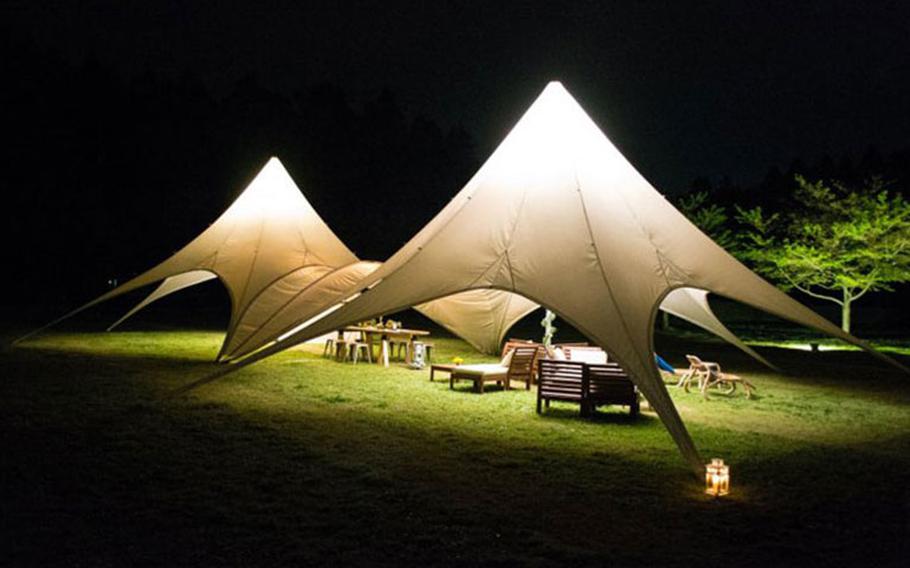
top-left (705, 458), bottom-right (730, 497)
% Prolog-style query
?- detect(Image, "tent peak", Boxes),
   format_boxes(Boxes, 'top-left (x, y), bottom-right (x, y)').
top-left (263, 156), bottom-right (289, 173)
top-left (225, 157), bottom-right (313, 222)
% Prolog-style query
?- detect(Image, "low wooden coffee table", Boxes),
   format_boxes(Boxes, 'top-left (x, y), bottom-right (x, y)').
top-left (429, 363), bottom-right (458, 382)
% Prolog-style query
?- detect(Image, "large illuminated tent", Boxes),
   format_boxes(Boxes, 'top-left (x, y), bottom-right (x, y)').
top-left (221, 82), bottom-right (900, 473)
top-left (17, 157), bottom-right (374, 360)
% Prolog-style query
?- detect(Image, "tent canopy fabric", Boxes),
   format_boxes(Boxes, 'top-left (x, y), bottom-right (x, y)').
top-left (222, 82), bottom-right (903, 474)
top-left (415, 289), bottom-right (539, 355)
top-left (419, 286), bottom-right (777, 372)
top-left (221, 260), bottom-right (381, 360)
top-left (107, 270), bottom-right (218, 331)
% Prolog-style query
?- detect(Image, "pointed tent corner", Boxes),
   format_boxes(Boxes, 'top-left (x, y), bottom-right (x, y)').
top-left (108, 271), bottom-right (219, 332)
top-left (660, 287), bottom-right (781, 372)
top-left (689, 273), bottom-right (910, 376)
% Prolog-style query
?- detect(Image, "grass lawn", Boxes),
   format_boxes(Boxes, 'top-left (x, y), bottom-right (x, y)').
top-left (2, 325), bottom-right (909, 566)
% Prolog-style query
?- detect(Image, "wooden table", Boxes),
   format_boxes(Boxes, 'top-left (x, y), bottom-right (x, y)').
top-left (342, 326), bottom-right (430, 367)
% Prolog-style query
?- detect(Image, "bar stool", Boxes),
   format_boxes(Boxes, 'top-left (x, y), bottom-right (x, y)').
top-left (350, 342), bottom-right (373, 364)
top-left (322, 337), bottom-right (337, 358)
top-left (334, 331), bottom-right (360, 361)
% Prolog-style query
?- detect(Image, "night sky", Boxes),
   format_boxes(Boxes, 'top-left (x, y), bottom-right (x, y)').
top-left (7, 0), bottom-right (909, 188)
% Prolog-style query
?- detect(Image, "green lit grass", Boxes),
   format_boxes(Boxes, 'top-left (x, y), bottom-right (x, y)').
top-left (2, 328), bottom-right (909, 566)
top-left (746, 338), bottom-right (910, 357)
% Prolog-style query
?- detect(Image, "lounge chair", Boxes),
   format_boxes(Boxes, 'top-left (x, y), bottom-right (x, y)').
top-left (680, 354), bottom-right (755, 399)
top-left (502, 339), bottom-right (547, 383)
top-left (449, 346), bottom-right (539, 393)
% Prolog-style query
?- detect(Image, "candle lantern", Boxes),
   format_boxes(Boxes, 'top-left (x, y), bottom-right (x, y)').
top-left (705, 458), bottom-right (730, 497)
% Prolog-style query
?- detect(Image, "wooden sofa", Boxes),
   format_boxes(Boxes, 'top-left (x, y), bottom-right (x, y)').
top-left (537, 359), bottom-right (640, 417)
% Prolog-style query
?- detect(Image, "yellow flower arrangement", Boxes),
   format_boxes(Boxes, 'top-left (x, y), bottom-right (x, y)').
top-left (452, 357), bottom-right (464, 365)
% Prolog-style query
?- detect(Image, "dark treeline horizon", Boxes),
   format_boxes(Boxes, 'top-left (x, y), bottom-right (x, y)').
top-left (3, 29), bottom-right (909, 312)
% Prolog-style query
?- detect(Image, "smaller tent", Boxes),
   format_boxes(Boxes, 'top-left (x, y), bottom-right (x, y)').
top-left (16, 157), bottom-right (363, 361)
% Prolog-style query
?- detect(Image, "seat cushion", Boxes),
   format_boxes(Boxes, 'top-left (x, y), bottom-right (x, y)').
top-left (452, 364), bottom-right (508, 378)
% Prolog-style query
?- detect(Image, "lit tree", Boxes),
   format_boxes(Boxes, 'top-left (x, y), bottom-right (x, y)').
top-left (736, 175), bottom-right (910, 332)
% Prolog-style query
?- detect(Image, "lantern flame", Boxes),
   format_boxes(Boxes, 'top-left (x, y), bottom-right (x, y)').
top-left (705, 458), bottom-right (730, 497)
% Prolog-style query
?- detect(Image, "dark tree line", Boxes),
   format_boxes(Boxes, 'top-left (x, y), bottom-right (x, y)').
top-left (1, 31), bottom-right (480, 305)
top-left (681, 147), bottom-right (910, 211)
top-left (4, 27), bottom-right (908, 323)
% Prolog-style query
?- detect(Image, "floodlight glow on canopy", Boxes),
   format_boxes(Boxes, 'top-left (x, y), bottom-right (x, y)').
top-left (223, 158), bottom-right (314, 222)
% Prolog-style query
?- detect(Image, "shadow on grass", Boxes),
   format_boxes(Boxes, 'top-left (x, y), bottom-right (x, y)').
top-left (536, 405), bottom-right (656, 426)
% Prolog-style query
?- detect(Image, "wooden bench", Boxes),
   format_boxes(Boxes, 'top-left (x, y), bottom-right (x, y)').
top-left (537, 359), bottom-right (640, 417)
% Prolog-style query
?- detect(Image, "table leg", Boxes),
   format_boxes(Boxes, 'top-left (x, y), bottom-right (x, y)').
top-left (380, 339), bottom-right (389, 367)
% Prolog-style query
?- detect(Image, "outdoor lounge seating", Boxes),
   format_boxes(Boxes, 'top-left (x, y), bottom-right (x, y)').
top-left (449, 346), bottom-right (539, 393)
top-left (537, 359), bottom-right (640, 416)
top-left (503, 339), bottom-right (548, 383)
top-left (678, 354), bottom-right (755, 399)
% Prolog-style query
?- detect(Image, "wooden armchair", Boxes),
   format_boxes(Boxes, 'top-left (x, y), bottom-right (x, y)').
top-left (676, 354), bottom-right (716, 389)
top-left (680, 354), bottom-right (755, 399)
top-left (502, 340), bottom-right (547, 383)
top-left (537, 359), bottom-right (639, 416)
top-left (587, 362), bottom-right (640, 416)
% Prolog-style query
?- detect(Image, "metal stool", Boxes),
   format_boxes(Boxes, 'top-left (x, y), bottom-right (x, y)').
top-left (350, 342), bottom-right (373, 364)
top-left (322, 337), bottom-right (336, 358)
